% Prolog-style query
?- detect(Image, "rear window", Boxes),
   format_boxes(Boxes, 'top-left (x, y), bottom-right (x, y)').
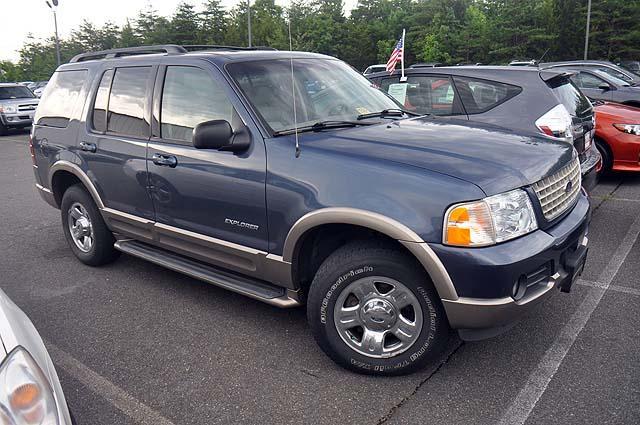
top-left (551, 80), bottom-right (592, 118)
top-left (106, 67), bottom-right (151, 138)
top-left (452, 77), bottom-right (521, 114)
top-left (35, 70), bottom-right (87, 128)
top-left (379, 75), bottom-right (461, 116)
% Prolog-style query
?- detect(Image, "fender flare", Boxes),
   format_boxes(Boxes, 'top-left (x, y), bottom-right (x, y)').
top-left (282, 208), bottom-right (459, 301)
top-left (49, 161), bottom-right (105, 209)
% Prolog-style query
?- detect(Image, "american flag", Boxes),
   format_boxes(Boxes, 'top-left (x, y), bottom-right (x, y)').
top-left (386, 33), bottom-right (404, 73)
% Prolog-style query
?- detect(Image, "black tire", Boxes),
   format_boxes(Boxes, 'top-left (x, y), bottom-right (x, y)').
top-left (307, 242), bottom-right (450, 376)
top-left (595, 139), bottom-right (612, 175)
top-left (60, 184), bottom-right (120, 266)
top-left (0, 122), bottom-right (8, 136)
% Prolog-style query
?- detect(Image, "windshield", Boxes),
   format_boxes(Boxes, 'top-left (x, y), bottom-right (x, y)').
top-left (592, 69), bottom-right (630, 86)
top-left (595, 66), bottom-right (634, 82)
top-left (227, 58), bottom-right (401, 133)
top-left (0, 86), bottom-right (36, 100)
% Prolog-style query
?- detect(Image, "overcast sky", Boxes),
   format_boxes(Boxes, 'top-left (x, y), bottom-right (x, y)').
top-left (1, 0), bottom-right (358, 62)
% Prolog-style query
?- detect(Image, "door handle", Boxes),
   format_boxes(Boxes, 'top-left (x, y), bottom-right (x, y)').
top-left (79, 141), bottom-right (97, 153)
top-left (152, 153), bottom-right (178, 168)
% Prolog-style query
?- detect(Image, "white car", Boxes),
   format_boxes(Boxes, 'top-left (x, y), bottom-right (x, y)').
top-left (363, 64), bottom-right (387, 75)
top-left (0, 288), bottom-right (73, 424)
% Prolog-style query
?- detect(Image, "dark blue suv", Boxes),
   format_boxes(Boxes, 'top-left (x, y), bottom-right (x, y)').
top-left (31, 45), bottom-right (590, 375)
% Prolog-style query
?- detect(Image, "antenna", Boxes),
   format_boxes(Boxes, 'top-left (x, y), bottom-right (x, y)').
top-left (288, 17), bottom-right (301, 158)
top-left (538, 48), bottom-right (550, 65)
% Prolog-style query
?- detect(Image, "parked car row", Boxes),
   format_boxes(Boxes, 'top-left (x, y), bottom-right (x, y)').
top-left (368, 59), bottom-right (640, 178)
top-left (368, 65), bottom-right (601, 188)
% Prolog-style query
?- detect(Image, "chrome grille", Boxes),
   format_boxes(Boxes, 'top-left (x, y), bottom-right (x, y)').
top-left (532, 156), bottom-right (581, 221)
top-left (18, 104), bottom-right (37, 112)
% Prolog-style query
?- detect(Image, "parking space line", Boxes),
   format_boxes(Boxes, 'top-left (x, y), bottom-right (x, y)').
top-left (577, 279), bottom-right (640, 297)
top-left (0, 137), bottom-right (29, 144)
top-left (47, 343), bottom-right (175, 425)
top-left (591, 196), bottom-right (640, 204)
top-left (498, 213), bottom-right (640, 425)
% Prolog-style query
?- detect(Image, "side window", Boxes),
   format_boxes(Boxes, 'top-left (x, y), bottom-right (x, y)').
top-left (107, 67), bottom-right (151, 138)
top-left (91, 69), bottom-right (114, 133)
top-left (404, 75), bottom-right (457, 116)
top-left (379, 77), bottom-right (399, 92)
top-left (453, 77), bottom-right (521, 114)
top-left (160, 66), bottom-right (234, 143)
top-left (35, 70), bottom-right (87, 128)
top-left (578, 72), bottom-right (605, 89)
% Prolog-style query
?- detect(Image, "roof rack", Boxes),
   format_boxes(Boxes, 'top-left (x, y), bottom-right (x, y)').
top-left (69, 44), bottom-right (277, 63)
top-left (70, 45), bottom-right (187, 63)
top-left (182, 45), bottom-right (277, 52)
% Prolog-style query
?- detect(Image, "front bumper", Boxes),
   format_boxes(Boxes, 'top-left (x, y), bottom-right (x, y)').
top-left (432, 193), bottom-right (590, 336)
top-left (0, 112), bottom-right (34, 128)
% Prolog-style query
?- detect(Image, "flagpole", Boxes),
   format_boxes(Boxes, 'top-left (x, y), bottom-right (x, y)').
top-left (400, 29), bottom-right (407, 82)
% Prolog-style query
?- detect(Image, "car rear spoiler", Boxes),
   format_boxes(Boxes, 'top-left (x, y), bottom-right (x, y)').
top-left (540, 70), bottom-right (575, 86)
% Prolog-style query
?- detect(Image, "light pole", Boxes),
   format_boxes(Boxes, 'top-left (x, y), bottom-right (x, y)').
top-left (584, 0), bottom-right (592, 60)
top-left (45, 0), bottom-right (61, 66)
top-left (247, 0), bottom-right (252, 47)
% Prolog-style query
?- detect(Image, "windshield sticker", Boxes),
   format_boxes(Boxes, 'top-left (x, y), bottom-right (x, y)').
top-left (388, 83), bottom-right (408, 104)
top-left (355, 107), bottom-right (371, 115)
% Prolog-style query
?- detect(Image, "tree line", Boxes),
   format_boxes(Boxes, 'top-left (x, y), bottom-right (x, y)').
top-left (1, 0), bottom-right (639, 82)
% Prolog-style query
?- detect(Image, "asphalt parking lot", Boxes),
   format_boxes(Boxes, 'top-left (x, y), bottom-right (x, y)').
top-left (1, 130), bottom-right (639, 425)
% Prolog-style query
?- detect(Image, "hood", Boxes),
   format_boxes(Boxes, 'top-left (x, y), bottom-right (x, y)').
top-left (301, 117), bottom-right (575, 196)
top-left (596, 102), bottom-right (640, 121)
top-left (0, 97), bottom-right (39, 106)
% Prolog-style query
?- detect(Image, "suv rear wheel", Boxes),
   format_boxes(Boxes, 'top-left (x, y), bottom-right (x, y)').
top-left (307, 242), bottom-right (449, 375)
top-left (61, 184), bottom-right (120, 266)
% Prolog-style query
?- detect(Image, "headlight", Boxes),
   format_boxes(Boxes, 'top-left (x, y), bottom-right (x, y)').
top-left (0, 347), bottom-right (59, 425)
top-left (0, 105), bottom-right (17, 114)
top-left (613, 123), bottom-right (640, 135)
top-left (444, 189), bottom-right (538, 247)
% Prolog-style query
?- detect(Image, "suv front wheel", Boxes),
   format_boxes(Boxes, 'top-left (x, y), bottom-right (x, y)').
top-left (60, 184), bottom-right (120, 266)
top-left (307, 242), bottom-right (449, 375)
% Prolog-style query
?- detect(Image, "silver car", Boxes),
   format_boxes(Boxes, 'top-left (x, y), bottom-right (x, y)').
top-left (0, 288), bottom-right (72, 424)
top-left (0, 84), bottom-right (39, 135)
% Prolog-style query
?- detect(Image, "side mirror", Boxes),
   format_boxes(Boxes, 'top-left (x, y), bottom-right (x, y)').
top-left (598, 83), bottom-right (611, 91)
top-left (193, 120), bottom-right (250, 152)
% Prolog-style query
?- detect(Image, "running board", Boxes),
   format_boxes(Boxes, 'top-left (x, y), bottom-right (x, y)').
top-left (114, 240), bottom-right (301, 308)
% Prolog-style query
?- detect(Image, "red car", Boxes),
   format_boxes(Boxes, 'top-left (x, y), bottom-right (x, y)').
top-left (595, 102), bottom-right (640, 173)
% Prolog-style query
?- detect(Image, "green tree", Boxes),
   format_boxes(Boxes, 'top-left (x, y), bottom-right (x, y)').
top-left (416, 33), bottom-right (452, 63)
top-left (119, 20), bottom-right (141, 47)
top-left (250, 0), bottom-right (288, 49)
top-left (169, 2), bottom-right (200, 45)
top-left (200, 0), bottom-right (227, 44)
top-left (8, 0), bottom-right (640, 81)
top-left (0, 61), bottom-right (22, 82)
top-left (135, 4), bottom-right (171, 45)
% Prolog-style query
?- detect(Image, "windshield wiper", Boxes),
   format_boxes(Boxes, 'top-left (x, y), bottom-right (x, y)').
top-left (273, 120), bottom-right (378, 136)
top-left (357, 108), bottom-right (422, 120)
